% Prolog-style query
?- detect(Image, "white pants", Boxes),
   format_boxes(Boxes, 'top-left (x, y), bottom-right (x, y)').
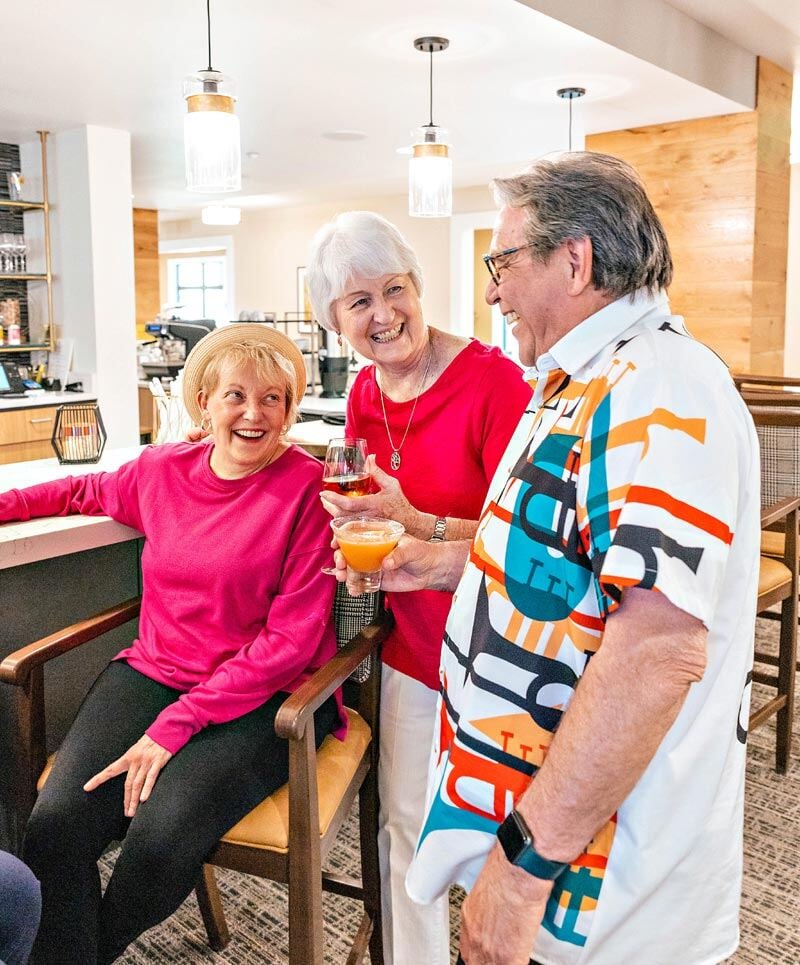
top-left (378, 665), bottom-right (451, 965)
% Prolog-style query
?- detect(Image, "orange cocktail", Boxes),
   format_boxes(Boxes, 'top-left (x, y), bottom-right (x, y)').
top-left (331, 516), bottom-right (405, 592)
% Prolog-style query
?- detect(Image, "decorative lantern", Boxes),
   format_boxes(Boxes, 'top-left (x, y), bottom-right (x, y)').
top-left (51, 403), bottom-right (107, 465)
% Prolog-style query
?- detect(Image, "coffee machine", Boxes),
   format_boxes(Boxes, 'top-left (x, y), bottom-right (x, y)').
top-left (140, 320), bottom-right (215, 379)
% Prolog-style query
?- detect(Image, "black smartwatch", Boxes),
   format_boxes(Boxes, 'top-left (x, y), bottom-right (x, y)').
top-left (496, 809), bottom-right (569, 880)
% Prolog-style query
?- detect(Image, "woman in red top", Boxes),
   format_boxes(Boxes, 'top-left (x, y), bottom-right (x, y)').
top-left (307, 211), bottom-right (532, 965)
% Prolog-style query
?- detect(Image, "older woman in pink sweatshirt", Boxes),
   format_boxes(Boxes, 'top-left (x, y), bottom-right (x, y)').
top-left (0, 326), bottom-right (341, 965)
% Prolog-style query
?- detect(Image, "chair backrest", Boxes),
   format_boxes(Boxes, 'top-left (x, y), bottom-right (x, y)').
top-left (334, 582), bottom-right (380, 683)
top-left (733, 372), bottom-right (800, 391)
top-left (749, 406), bottom-right (800, 509)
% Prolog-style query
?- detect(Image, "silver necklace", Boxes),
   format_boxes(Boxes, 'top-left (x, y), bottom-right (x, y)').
top-left (378, 342), bottom-right (434, 471)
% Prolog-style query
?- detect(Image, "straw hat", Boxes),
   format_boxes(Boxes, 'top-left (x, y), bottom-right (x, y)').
top-left (181, 323), bottom-right (307, 424)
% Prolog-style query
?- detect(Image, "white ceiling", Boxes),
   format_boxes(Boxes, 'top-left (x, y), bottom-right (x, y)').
top-left (1, 0), bottom-right (795, 217)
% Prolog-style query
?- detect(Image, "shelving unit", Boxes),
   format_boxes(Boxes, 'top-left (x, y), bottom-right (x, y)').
top-left (0, 131), bottom-right (54, 358)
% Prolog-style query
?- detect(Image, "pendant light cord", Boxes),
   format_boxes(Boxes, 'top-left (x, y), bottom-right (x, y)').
top-left (428, 48), bottom-right (434, 127)
top-left (205, 0), bottom-right (213, 71)
top-left (568, 95), bottom-right (573, 151)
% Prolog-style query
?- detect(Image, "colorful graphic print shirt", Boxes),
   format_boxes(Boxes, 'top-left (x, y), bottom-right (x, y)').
top-left (406, 292), bottom-right (761, 965)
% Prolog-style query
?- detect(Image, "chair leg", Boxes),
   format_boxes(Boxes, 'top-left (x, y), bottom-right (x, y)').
top-left (776, 591), bottom-right (798, 773)
top-left (288, 732), bottom-right (325, 965)
top-left (195, 864), bottom-right (231, 951)
top-left (359, 759), bottom-right (384, 964)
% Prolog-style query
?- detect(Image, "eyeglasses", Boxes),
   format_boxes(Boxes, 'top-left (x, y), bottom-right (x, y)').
top-left (482, 242), bottom-right (537, 285)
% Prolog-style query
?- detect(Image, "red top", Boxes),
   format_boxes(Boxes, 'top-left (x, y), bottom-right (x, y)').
top-left (0, 443), bottom-right (342, 753)
top-left (346, 339), bottom-right (532, 689)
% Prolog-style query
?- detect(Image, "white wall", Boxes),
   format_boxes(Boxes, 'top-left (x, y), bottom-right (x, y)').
top-left (160, 185), bottom-right (496, 335)
top-left (47, 125), bottom-right (139, 447)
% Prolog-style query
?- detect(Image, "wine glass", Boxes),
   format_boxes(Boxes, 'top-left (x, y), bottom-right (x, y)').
top-left (321, 437), bottom-right (369, 576)
top-left (322, 438), bottom-right (370, 497)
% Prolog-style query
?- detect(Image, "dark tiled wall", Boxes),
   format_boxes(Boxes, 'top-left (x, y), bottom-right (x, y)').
top-left (1, 141), bottom-right (32, 362)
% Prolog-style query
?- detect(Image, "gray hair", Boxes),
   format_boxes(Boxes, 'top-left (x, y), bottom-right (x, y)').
top-left (491, 152), bottom-right (673, 297)
top-left (306, 211), bottom-right (424, 331)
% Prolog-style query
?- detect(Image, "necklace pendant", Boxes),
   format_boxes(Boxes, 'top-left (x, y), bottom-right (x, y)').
top-left (390, 450), bottom-right (401, 471)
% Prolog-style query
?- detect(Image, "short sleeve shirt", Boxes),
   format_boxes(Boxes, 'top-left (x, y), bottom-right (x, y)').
top-left (406, 292), bottom-right (760, 965)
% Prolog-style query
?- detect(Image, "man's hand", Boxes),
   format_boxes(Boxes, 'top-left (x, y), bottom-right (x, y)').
top-left (459, 845), bottom-right (553, 964)
top-left (381, 535), bottom-right (469, 593)
top-left (84, 735), bottom-right (172, 818)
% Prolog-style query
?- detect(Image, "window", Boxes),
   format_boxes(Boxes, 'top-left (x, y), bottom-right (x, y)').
top-left (167, 255), bottom-right (228, 325)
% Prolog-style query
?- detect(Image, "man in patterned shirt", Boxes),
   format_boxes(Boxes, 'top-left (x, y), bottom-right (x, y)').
top-left (380, 153), bottom-right (760, 964)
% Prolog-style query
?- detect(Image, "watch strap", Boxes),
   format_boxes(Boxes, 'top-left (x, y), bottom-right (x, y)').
top-left (430, 516), bottom-right (447, 542)
top-left (497, 809), bottom-right (569, 881)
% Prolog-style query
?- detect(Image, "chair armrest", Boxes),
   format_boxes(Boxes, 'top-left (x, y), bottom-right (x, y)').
top-left (761, 496), bottom-right (800, 530)
top-left (275, 610), bottom-right (395, 740)
top-left (0, 597), bottom-right (141, 686)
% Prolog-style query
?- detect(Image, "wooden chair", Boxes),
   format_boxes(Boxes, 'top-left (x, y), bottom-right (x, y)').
top-left (0, 587), bottom-right (393, 964)
top-left (752, 497), bottom-right (800, 772)
top-left (732, 372), bottom-right (800, 392)
top-left (748, 405), bottom-right (800, 772)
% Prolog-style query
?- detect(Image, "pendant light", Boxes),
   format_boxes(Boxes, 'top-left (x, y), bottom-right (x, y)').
top-left (183, 0), bottom-right (241, 193)
top-left (556, 87), bottom-right (586, 151)
top-left (409, 37), bottom-right (452, 218)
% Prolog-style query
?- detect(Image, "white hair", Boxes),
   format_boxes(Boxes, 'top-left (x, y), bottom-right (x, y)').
top-left (306, 211), bottom-right (424, 331)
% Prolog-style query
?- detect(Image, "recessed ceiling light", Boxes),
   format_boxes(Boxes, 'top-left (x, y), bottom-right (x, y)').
top-left (322, 130), bottom-right (368, 141)
top-left (246, 151), bottom-right (261, 159)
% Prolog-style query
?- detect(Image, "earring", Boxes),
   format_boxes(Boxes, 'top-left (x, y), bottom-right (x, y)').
top-left (200, 415), bottom-right (211, 433)
top-left (337, 333), bottom-right (343, 347)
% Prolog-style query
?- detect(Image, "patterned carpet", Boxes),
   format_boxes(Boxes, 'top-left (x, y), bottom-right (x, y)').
top-left (106, 616), bottom-right (800, 964)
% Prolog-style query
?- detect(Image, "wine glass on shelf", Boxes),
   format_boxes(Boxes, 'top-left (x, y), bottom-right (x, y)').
top-left (322, 437), bottom-right (370, 497)
top-left (0, 234), bottom-right (12, 273)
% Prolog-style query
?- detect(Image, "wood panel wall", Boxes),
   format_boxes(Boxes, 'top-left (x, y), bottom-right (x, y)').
top-left (133, 208), bottom-right (160, 340)
top-left (587, 58), bottom-right (792, 374)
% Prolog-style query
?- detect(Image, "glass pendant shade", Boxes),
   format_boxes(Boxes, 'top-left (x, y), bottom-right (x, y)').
top-left (184, 70), bottom-right (241, 193)
top-left (408, 127), bottom-right (452, 218)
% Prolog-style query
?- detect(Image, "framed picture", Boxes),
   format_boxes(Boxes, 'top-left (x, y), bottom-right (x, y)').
top-left (295, 267), bottom-right (314, 333)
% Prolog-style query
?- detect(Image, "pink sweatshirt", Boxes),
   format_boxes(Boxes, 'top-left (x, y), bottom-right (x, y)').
top-left (0, 442), bottom-right (343, 753)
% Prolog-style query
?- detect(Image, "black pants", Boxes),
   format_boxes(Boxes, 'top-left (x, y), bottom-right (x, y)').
top-left (23, 661), bottom-right (338, 965)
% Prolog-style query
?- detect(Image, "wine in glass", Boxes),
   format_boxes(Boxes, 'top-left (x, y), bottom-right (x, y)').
top-left (322, 437), bottom-right (370, 497)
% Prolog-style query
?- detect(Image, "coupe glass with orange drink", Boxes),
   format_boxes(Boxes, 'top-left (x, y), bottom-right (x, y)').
top-left (331, 515), bottom-right (405, 593)
top-left (322, 438), bottom-right (370, 497)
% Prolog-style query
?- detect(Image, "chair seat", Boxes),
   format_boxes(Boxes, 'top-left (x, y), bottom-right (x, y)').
top-left (761, 531), bottom-right (785, 558)
top-left (38, 707), bottom-right (372, 855)
top-left (759, 555), bottom-right (792, 597)
top-left (222, 707), bottom-right (371, 853)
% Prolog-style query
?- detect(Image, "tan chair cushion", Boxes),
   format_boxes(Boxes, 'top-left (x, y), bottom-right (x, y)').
top-left (221, 707), bottom-right (371, 854)
top-left (758, 555), bottom-right (792, 597)
top-left (761, 531), bottom-right (785, 558)
top-left (38, 707), bottom-right (372, 855)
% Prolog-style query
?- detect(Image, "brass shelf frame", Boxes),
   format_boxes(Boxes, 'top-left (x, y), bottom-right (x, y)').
top-left (0, 130), bottom-right (54, 355)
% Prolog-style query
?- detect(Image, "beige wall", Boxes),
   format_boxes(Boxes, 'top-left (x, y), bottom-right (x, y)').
top-left (159, 186), bottom-right (495, 334)
top-left (587, 58), bottom-right (792, 374)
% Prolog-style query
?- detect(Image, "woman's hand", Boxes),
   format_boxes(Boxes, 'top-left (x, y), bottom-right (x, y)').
top-left (320, 455), bottom-right (421, 533)
top-left (184, 425), bottom-right (209, 443)
top-left (84, 735), bottom-right (173, 818)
